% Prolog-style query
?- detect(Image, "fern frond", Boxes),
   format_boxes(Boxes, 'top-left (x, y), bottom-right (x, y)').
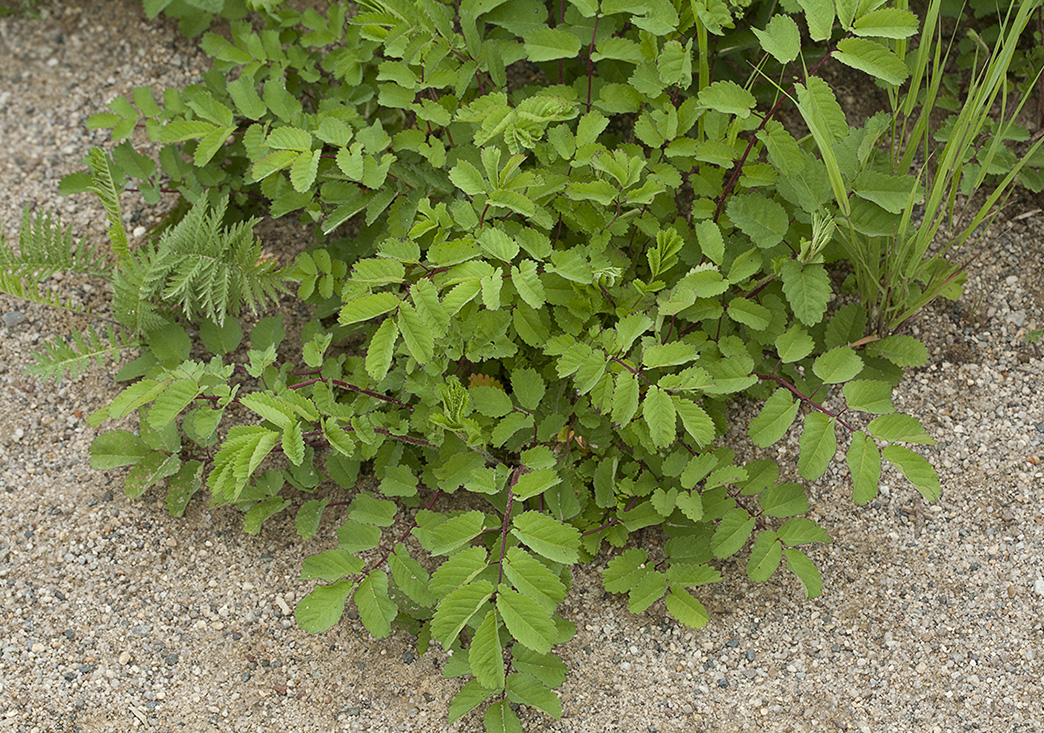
top-left (0, 269), bottom-right (92, 313)
top-left (86, 147), bottom-right (130, 263)
top-left (139, 196), bottom-right (291, 326)
top-left (0, 207), bottom-right (109, 276)
top-left (111, 249), bottom-right (170, 334)
top-left (25, 324), bottom-right (140, 383)
top-left (0, 207), bottom-right (111, 313)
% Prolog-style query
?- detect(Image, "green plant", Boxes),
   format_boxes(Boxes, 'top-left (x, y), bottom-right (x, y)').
top-left (15, 0), bottom-right (1026, 730)
top-left (823, 0), bottom-right (1044, 337)
top-left (2, 148), bottom-right (292, 382)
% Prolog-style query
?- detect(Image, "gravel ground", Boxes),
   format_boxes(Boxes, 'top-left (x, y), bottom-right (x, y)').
top-left (1, 3), bottom-right (1043, 732)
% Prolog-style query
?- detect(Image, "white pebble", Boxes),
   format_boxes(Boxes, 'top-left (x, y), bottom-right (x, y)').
top-left (1034, 579), bottom-right (1044, 596)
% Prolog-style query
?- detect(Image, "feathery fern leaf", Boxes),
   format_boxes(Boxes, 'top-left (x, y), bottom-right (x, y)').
top-left (0, 207), bottom-right (109, 276)
top-left (86, 148), bottom-right (130, 263)
top-left (0, 208), bottom-right (109, 313)
top-left (111, 249), bottom-right (172, 334)
top-left (26, 324), bottom-right (140, 383)
top-left (134, 196), bottom-right (290, 326)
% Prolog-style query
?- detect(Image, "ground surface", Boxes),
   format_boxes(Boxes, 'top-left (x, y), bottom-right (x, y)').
top-left (1, 2), bottom-right (1043, 732)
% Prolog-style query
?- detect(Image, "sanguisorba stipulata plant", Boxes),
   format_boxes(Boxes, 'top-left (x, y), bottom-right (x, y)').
top-left (9, 0), bottom-right (1038, 729)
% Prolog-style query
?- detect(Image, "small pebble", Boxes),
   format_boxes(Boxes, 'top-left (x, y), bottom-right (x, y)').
top-left (2, 311), bottom-right (26, 328)
top-left (118, 651), bottom-right (131, 665)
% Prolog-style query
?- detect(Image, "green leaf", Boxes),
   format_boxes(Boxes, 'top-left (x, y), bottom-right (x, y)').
top-left (512, 647), bottom-right (568, 688)
top-left (748, 388), bottom-right (800, 448)
top-left (779, 261), bottom-right (831, 327)
top-left (282, 420), bottom-right (305, 466)
top-left (796, 0), bottom-right (834, 41)
top-left (753, 14), bottom-right (801, 64)
top-left (469, 609), bottom-right (506, 689)
top-left (471, 385), bottom-right (513, 417)
top-left (710, 508), bottom-right (755, 559)
top-left (727, 193), bottom-right (788, 248)
top-left (783, 547), bottom-right (823, 598)
top-left (506, 672), bottom-right (562, 718)
top-left (852, 170), bottom-right (922, 214)
top-left (349, 493), bottom-right (397, 527)
top-left (524, 27), bottom-right (583, 62)
top-left (300, 548), bottom-right (364, 582)
top-left (511, 260), bottom-right (545, 308)
top-left (843, 380), bottom-right (895, 414)
top-left (164, 460), bottom-right (203, 517)
top-left (503, 547), bottom-right (567, 613)
top-left (338, 518), bottom-right (382, 554)
top-left (694, 220), bottom-right (724, 264)
top-left (851, 7), bottom-right (918, 39)
top-left (339, 292), bottom-right (401, 325)
top-left (355, 571), bottom-right (398, 638)
top-left (124, 451), bottom-right (181, 499)
top-left (627, 570), bottom-right (668, 613)
top-left (147, 379), bottom-right (200, 430)
top-left (90, 429), bottom-right (151, 469)
top-left (834, 38), bottom-right (908, 86)
top-left (295, 579), bottom-right (355, 633)
top-left (657, 39), bottom-right (693, 87)
top-left (642, 386), bottom-right (676, 449)
top-left (448, 680), bottom-right (497, 724)
top-left (365, 318), bottom-right (398, 381)
top-left (511, 511), bottom-right (580, 565)
top-left (759, 482), bottom-right (808, 518)
top-left (431, 580), bottom-right (494, 649)
top-left (867, 335), bottom-right (928, 367)
top-left (199, 317), bottom-right (243, 355)
top-left (727, 298), bottom-right (771, 330)
top-left (775, 325), bottom-right (815, 363)
top-left (673, 397), bottom-right (715, 447)
top-left (812, 346), bottom-right (864, 383)
top-left (513, 468), bottom-right (562, 501)
top-left (511, 367), bottom-right (545, 411)
top-left (797, 412), bottom-right (836, 481)
top-left (847, 430), bottom-right (882, 505)
top-left (697, 80), bottom-right (756, 118)
top-left (397, 302), bottom-right (434, 364)
top-left (389, 544), bottom-right (437, 607)
top-left (746, 531), bottom-right (783, 582)
top-left (496, 584), bottom-right (557, 655)
top-left (295, 498), bottom-right (328, 539)
top-left (448, 159), bottom-right (488, 196)
top-left (882, 445), bottom-right (941, 502)
top-left (242, 497), bottom-right (290, 534)
top-left (777, 517), bottom-right (831, 546)
top-left (867, 414), bottom-right (935, 445)
top-left (612, 371), bottom-right (640, 426)
top-left (602, 548), bottom-right (647, 593)
top-left (484, 700), bottom-right (524, 733)
top-left (290, 149), bottom-right (320, 192)
top-left (250, 316), bottom-right (286, 352)
top-left (664, 588), bottom-right (709, 628)
top-left (414, 510), bottom-right (486, 555)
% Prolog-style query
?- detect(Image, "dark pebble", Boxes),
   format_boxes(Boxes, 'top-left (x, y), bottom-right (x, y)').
top-left (402, 651), bottom-right (415, 664)
top-left (55, 591), bottom-right (65, 601)
top-left (64, 672), bottom-right (76, 681)
top-left (231, 632), bottom-right (242, 640)
top-left (726, 637), bottom-right (739, 647)
top-left (241, 672), bottom-right (250, 682)
top-left (716, 678), bottom-right (728, 688)
top-left (1035, 422), bottom-right (1044, 433)
top-left (165, 653), bottom-right (178, 666)
top-left (745, 650), bottom-right (755, 661)
top-left (101, 490), bottom-right (113, 502)
top-left (63, 629), bottom-right (74, 639)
